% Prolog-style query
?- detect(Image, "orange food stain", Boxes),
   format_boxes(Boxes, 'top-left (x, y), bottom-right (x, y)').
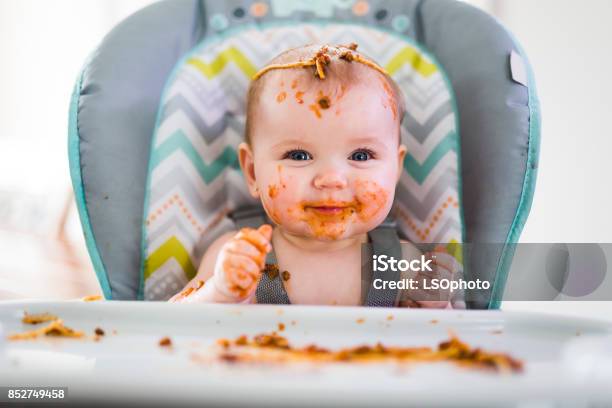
top-left (295, 91), bottom-right (304, 104)
top-left (378, 77), bottom-right (397, 121)
top-left (318, 96), bottom-right (331, 109)
top-left (352, 0), bottom-right (370, 16)
top-left (337, 84), bottom-right (347, 101)
top-left (354, 179), bottom-right (389, 222)
top-left (279, 179), bottom-right (389, 240)
top-left (291, 79), bottom-right (298, 89)
top-left (250, 2), bottom-right (268, 17)
top-left (292, 199), bottom-right (356, 240)
top-left (309, 104), bottom-right (322, 119)
top-left (316, 90), bottom-right (331, 109)
top-left (276, 164), bottom-right (285, 187)
top-left (268, 184), bottom-right (278, 198)
top-left (276, 91), bottom-right (287, 103)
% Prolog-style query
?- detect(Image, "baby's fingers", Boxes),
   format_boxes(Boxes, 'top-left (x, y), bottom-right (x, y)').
top-left (225, 239), bottom-right (266, 269)
top-left (235, 225), bottom-right (273, 254)
top-left (431, 253), bottom-right (462, 275)
top-left (257, 224), bottom-right (273, 242)
top-left (222, 254), bottom-right (261, 280)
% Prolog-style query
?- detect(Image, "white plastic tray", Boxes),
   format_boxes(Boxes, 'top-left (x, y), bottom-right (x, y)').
top-left (1, 300), bottom-right (612, 407)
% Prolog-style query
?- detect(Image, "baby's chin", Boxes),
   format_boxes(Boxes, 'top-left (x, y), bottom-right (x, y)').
top-left (277, 221), bottom-right (373, 242)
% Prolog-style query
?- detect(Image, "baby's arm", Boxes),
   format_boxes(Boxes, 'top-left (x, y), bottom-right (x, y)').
top-left (168, 225), bottom-right (273, 304)
top-left (397, 241), bottom-right (465, 309)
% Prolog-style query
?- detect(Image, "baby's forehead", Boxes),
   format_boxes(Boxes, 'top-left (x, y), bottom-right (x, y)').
top-left (258, 68), bottom-right (391, 106)
top-left (253, 77), bottom-right (399, 145)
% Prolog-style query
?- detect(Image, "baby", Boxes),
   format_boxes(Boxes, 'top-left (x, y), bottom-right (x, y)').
top-left (169, 44), bottom-right (460, 307)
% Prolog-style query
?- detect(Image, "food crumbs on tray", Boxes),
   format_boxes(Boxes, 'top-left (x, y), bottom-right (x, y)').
top-left (94, 327), bottom-right (105, 336)
top-left (281, 271), bottom-right (291, 281)
top-left (82, 295), bottom-right (102, 302)
top-left (356, 318), bottom-right (365, 324)
top-left (217, 338), bottom-right (231, 349)
top-left (491, 330), bottom-right (503, 335)
top-left (112, 329), bottom-right (118, 335)
top-left (159, 337), bottom-right (172, 347)
top-left (8, 319), bottom-right (84, 340)
top-left (278, 323), bottom-right (285, 332)
top-left (276, 309), bottom-right (284, 316)
top-left (386, 314), bottom-right (394, 321)
top-left (291, 320), bottom-right (297, 326)
top-left (430, 319), bottom-right (439, 324)
top-left (219, 353), bottom-right (239, 363)
top-left (22, 312), bottom-right (58, 324)
top-left (212, 331), bottom-right (524, 373)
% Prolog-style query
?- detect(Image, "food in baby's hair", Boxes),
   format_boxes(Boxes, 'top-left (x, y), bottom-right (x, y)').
top-left (213, 332), bottom-right (523, 373)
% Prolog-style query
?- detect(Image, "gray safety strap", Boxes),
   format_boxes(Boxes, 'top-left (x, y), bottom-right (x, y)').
top-left (256, 250), bottom-right (291, 305)
top-left (229, 206), bottom-right (291, 304)
top-left (364, 218), bottom-right (402, 307)
top-left (230, 206), bottom-right (269, 229)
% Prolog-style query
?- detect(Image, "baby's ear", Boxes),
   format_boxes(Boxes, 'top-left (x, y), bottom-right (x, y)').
top-left (238, 142), bottom-right (259, 198)
top-left (396, 144), bottom-right (408, 183)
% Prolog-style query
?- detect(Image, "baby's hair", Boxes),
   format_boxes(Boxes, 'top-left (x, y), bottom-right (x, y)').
top-left (245, 43), bottom-right (406, 145)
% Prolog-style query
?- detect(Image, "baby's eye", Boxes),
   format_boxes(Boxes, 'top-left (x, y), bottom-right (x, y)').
top-left (349, 148), bottom-right (375, 161)
top-left (283, 149), bottom-right (312, 161)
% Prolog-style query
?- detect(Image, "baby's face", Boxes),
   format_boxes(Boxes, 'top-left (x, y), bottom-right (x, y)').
top-left (239, 72), bottom-right (407, 241)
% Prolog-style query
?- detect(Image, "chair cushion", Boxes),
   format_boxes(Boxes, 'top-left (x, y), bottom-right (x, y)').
top-left (142, 22), bottom-right (463, 300)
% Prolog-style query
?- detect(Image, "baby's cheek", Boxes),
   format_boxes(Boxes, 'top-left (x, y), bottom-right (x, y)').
top-left (354, 179), bottom-right (392, 223)
top-left (262, 172), bottom-right (298, 225)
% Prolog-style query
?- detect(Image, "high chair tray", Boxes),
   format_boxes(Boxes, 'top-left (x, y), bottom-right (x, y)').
top-left (1, 301), bottom-right (611, 407)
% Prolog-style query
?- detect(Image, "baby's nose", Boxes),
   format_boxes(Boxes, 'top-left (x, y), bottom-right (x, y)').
top-left (313, 171), bottom-right (348, 190)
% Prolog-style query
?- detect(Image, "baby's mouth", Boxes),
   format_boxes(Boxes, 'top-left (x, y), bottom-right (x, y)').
top-left (302, 201), bottom-right (357, 216)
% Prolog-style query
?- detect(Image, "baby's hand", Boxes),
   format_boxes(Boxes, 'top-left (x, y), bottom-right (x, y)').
top-left (211, 225), bottom-right (273, 302)
top-left (401, 246), bottom-right (463, 309)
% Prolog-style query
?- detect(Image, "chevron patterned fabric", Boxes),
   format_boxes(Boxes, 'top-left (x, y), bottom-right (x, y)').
top-left (142, 23), bottom-right (463, 300)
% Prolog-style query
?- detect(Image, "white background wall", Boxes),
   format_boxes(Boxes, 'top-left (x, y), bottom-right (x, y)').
top-left (491, 0), bottom-right (612, 318)
top-left (495, 0), bottom-right (612, 243)
top-left (0, 0), bottom-right (152, 194)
